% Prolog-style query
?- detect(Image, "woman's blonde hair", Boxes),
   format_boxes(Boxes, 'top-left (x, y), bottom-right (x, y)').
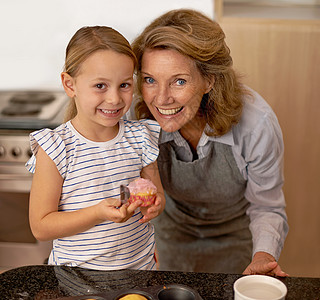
top-left (132, 9), bottom-right (249, 136)
top-left (63, 26), bottom-right (137, 121)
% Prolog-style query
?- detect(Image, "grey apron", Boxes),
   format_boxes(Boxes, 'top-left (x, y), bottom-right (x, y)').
top-left (152, 141), bottom-right (252, 273)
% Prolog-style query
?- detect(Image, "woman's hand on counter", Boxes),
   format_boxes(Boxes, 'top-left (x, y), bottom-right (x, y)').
top-left (243, 251), bottom-right (289, 277)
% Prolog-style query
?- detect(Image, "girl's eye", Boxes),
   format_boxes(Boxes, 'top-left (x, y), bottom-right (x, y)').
top-left (96, 83), bottom-right (106, 89)
top-left (144, 77), bottom-right (155, 84)
top-left (176, 79), bottom-right (186, 86)
top-left (120, 83), bottom-right (130, 89)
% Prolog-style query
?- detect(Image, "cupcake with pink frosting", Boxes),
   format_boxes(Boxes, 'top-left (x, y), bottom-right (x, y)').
top-left (128, 178), bottom-right (157, 207)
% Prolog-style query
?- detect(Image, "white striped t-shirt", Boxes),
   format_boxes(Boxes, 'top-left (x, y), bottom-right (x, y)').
top-left (26, 119), bottom-right (160, 270)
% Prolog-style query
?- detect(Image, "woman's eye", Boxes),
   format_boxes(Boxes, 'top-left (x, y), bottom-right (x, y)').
top-left (176, 79), bottom-right (186, 86)
top-left (144, 77), bottom-right (155, 84)
top-left (96, 83), bottom-right (106, 89)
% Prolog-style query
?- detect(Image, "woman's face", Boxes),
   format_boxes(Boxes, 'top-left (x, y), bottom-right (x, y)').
top-left (140, 49), bottom-right (212, 133)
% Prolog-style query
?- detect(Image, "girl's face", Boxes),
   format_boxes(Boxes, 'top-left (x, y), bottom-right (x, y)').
top-left (62, 49), bottom-right (134, 141)
top-left (140, 49), bottom-right (212, 133)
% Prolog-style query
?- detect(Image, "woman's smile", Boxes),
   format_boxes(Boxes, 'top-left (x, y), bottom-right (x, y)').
top-left (156, 106), bottom-right (184, 116)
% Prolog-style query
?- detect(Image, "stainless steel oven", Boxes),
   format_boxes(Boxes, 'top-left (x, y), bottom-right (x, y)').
top-left (0, 90), bottom-right (69, 269)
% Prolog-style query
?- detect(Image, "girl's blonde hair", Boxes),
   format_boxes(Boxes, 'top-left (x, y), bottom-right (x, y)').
top-left (63, 26), bottom-right (137, 121)
top-left (131, 9), bottom-right (250, 137)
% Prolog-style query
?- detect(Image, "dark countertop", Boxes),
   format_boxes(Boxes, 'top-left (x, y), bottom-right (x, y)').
top-left (0, 265), bottom-right (319, 300)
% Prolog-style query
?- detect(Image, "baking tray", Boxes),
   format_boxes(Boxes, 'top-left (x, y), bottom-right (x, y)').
top-left (54, 284), bottom-right (203, 299)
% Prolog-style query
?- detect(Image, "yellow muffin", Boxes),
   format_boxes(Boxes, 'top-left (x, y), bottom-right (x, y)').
top-left (128, 178), bottom-right (157, 207)
top-left (118, 294), bottom-right (148, 300)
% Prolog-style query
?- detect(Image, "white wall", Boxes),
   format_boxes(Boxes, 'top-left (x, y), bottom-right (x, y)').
top-left (0, 0), bottom-right (214, 91)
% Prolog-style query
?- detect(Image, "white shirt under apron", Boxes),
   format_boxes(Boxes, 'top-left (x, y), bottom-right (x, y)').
top-left (26, 119), bottom-right (160, 270)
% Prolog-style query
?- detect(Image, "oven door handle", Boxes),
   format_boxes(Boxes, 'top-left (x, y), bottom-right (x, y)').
top-left (0, 174), bottom-right (33, 180)
top-left (0, 173), bottom-right (32, 192)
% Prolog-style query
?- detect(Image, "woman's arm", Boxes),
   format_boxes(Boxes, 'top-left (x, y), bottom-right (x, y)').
top-left (139, 161), bottom-right (165, 223)
top-left (238, 96), bottom-right (289, 276)
top-left (29, 147), bottom-right (141, 241)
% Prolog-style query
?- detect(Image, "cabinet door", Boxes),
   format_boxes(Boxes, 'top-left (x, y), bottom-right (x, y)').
top-left (221, 18), bottom-right (320, 277)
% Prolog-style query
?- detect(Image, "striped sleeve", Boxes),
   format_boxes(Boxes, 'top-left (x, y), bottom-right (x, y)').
top-left (26, 126), bottom-right (68, 178)
top-left (139, 119), bottom-right (160, 167)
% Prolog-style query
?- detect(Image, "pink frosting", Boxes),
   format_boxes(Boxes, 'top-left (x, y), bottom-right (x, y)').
top-left (127, 178), bottom-right (157, 195)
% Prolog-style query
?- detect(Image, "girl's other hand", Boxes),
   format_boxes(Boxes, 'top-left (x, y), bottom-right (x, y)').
top-left (139, 194), bottom-right (164, 223)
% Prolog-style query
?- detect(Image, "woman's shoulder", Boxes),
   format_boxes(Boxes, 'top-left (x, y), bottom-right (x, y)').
top-left (230, 88), bottom-right (283, 152)
top-left (236, 88), bottom-right (280, 135)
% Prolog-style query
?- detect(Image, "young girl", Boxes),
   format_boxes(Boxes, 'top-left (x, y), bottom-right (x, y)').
top-left (26, 26), bottom-right (164, 270)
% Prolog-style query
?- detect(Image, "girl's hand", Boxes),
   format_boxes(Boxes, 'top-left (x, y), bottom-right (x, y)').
top-left (243, 252), bottom-right (289, 277)
top-left (98, 198), bottom-right (142, 223)
top-left (139, 194), bottom-right (164, 223)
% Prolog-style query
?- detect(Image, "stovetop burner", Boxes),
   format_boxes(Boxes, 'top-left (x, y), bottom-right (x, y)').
top-left (9, 91), bottom-right (56, 104)
top-left (2, 103), bottom-right (42, 116)
top-left (0, 90), bottom-right (69, 130)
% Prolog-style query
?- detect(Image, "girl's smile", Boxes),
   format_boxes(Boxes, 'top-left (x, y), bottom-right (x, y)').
top-left (98, 108), bottom-right (122, 118)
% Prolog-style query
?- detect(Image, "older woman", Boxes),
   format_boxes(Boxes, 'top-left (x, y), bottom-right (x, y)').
top-left (131, 9), bottom-right (288, 276)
